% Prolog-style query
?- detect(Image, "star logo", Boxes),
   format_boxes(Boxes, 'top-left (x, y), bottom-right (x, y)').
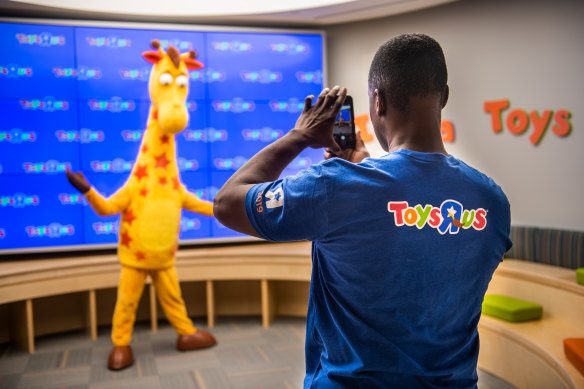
top-left (159, 176), bottom-right (167, 185)
top-left (154, 153), bottom-right (170, 169)
top-left (134, 164), bottom-right (148, 181)
top-left (172, 177), bottom-right (180, 190)
top-left (141, 144), bottom-right (149, 154)
top-left (160, 134), bottom-right (170, 144)
top-left (139, 187), bottom-right (148, 197)
top-left (447, 206), bottom-right (457, 218)
top-left (136, 251), bottom-right (146, 261)
top-left (123, 209), bottom-right (137, 225)
top-left (265, 187), bottom-right (284, 209)
top-left (120, 231), bottom-right (132, 248)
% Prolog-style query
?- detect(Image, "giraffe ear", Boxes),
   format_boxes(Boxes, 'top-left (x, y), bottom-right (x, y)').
top-left (143, 51), bottom-right (163, 64)
top-left (184, 57), bottom-right (204, 70)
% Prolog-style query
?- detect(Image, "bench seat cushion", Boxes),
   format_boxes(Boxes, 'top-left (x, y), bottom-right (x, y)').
top-left (564, 338), bottom-right (584, 376)
top-left (482, 294), bottom-right (543, 322)
top-left (577, 268), bottom-right (584, 286)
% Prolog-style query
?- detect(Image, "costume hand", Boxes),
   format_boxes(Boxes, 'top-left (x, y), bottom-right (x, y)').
top-left (66, 168), bottom-right (91, 194)
top-left (293, 86), bottom-right (347, 153)
top-left (324, 131), bottom-right (370, 163)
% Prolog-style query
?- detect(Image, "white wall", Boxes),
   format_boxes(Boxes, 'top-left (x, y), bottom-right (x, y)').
top-left (325, 0), bottom-right (584, 230)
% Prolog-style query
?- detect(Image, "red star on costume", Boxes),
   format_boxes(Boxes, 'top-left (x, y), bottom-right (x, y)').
top-left (153, 110), bottom-right (158, 120)
top-left (120, 231), bottom-right (132, 248)
top-left (134, 164), bottom-right (148, 181)
top-left (170, 241), bottom-right (178, 256)
top-left (159, 176), bottom-right (167, 185)
top-left (124, 209), bottom-right (137, 226)
top-left (154, 153), bottom-right (170, 169)
top-left (139, 187), bottom-right (148, 197)
top-left (141, 144), bottom-right (149, 154)
top-left (160, 134), bottom-right (170, 144)
top-left (172, 177), bottom-right (180, 190)
top-left (136, 251), bottom-right (146, 261)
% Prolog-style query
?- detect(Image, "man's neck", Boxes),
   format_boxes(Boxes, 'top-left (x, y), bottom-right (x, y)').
top-left (385, 130), bottom-right (448, 156)
top-left (383, 96), bottom-right (448, 156)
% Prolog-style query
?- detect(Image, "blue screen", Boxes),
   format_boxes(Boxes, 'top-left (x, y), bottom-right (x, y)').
top-left (0, 21), bottom-right (324, 253)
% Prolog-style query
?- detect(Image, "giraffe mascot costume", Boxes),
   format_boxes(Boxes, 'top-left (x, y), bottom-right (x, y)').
top-left (67, 40), bottom-right (216, 370)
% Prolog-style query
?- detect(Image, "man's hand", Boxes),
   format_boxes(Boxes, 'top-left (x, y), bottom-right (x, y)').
top-left (213, 86), bottom-right (348, 238)
top-left (66, 168), bottom-right (91, 194)
top-left (292, 86), bottom-right (347, 153)
top-left (324, 131), bottom-right (370, 164)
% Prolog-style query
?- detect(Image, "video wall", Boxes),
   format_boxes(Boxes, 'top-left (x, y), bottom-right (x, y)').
top-left (0, 20), bottom-right (325, 253)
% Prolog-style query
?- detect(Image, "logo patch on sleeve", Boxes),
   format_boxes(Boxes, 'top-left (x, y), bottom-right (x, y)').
top-left (265, 187), bottom-right (284, 209)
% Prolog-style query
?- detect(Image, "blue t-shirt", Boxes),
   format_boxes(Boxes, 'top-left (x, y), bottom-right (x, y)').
top-left (245, 149), bottom-right (512, 389)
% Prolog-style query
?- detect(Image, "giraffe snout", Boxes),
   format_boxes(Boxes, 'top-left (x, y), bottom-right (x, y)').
top-left (157, 102), bottom-right (189, 134)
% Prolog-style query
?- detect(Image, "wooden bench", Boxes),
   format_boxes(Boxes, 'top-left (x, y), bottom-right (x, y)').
top-left (0, 241), bottom-right (312, 353)
top-left (478, 259), bottom-right (584, 389)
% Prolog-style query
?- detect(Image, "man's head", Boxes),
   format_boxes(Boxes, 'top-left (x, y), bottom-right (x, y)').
top-left (368, 33), bottom-right (448, 112)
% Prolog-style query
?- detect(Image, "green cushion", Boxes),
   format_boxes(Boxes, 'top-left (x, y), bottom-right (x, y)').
top-left (482, 294), bottom-right (543, 322)
top-left (577, 268), bottom-right (584, 286)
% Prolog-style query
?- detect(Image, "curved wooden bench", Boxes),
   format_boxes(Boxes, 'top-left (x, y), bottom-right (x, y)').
top-left (478, 259), bottom-right (584, 389)
top-left (0, 241), bottom-right (312, 352)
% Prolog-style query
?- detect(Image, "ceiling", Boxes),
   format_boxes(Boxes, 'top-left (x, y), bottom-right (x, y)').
top-left (0, 0), bottom-right (458, 27)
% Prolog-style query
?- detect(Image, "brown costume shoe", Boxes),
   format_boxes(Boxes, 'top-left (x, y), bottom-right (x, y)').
top-left (177, 330), bottom-right (217, 351)
top-left (107, 345), bottom-right (134, 370)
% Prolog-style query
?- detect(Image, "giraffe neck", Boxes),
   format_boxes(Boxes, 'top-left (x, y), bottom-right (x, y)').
top-left (133, 107), bottom-right (180, 182)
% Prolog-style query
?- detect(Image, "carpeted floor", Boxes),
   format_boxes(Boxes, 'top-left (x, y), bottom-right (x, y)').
top-left (0, 316), bottom-right (515, 389)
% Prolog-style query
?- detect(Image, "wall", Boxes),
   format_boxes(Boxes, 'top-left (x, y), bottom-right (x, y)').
top-left (325, 0), bottom-right (584, 231)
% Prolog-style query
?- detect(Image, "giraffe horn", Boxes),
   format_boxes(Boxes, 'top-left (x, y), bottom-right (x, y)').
top-left (180, 50), bottom-right (197, 59)
top-left (151, 39), bottom-right (164, 55)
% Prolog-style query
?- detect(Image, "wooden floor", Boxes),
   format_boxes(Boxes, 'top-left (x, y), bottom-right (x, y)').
top-left (0, 316), bottom-right (516, 389)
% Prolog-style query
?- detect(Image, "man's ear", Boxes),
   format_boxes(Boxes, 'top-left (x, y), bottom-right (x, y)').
top-left (375, 89), bottom-right (386, 116)
top-left (441, 85), bottom-right (449, 109)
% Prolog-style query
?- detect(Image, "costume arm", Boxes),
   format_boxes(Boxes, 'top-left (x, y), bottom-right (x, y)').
top-left (182, 190), bottom-right (214, 216)
top-left (84, 186), bottom-right (131, 216)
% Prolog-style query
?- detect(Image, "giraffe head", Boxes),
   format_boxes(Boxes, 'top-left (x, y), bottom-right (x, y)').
top-left (143, 40), bottom-right (203, 134)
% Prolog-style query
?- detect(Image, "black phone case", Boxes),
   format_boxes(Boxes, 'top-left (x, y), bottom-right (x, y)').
top-left (333, 96), bottom-right (356, 149)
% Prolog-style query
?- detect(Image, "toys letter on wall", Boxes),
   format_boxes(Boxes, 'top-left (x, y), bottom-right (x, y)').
top-left (484, 99), bottom-right (572, 145)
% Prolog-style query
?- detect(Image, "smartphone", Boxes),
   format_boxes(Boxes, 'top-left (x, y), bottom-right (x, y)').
top-left (333, 95), bottom-right (356, 149)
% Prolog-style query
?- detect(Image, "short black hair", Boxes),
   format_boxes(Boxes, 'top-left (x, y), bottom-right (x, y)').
top-left (368, 33), bottom-right (448, 112)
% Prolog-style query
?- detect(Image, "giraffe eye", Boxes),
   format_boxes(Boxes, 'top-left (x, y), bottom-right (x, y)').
top-left (175, 75), bottom-right (188, 87)
top-left (159, 73), bottom-right (173, 85)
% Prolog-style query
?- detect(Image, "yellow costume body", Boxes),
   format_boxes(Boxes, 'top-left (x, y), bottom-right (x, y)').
top-left (83, 42), bottom-right (211, 347)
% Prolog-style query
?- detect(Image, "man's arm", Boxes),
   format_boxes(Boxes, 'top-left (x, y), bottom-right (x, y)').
top-left (213, 86), bottom-right (347, 237)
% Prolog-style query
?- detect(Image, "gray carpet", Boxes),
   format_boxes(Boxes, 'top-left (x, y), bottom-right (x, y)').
top-left (0, 316), bottom-right (515, 389)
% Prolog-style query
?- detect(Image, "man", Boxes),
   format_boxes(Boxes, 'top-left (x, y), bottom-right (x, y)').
top-left (214, 33), bottom-right (512, 388)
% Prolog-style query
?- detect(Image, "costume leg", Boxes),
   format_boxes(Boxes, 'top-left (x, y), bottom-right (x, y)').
top-left (151, 266), bottom-right (196, 335)
top-left (111, 265), bottom-right (147, 346)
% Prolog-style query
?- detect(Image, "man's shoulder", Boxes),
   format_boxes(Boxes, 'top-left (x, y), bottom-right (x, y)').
top-left (318, 156), bottom-right (386, 172)
top-left (455, 158), bottom-right (506, 193)
top-left (315, 157), bottom-right (384, 183)
top-left (450, 158), bottom-right (510, 212)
